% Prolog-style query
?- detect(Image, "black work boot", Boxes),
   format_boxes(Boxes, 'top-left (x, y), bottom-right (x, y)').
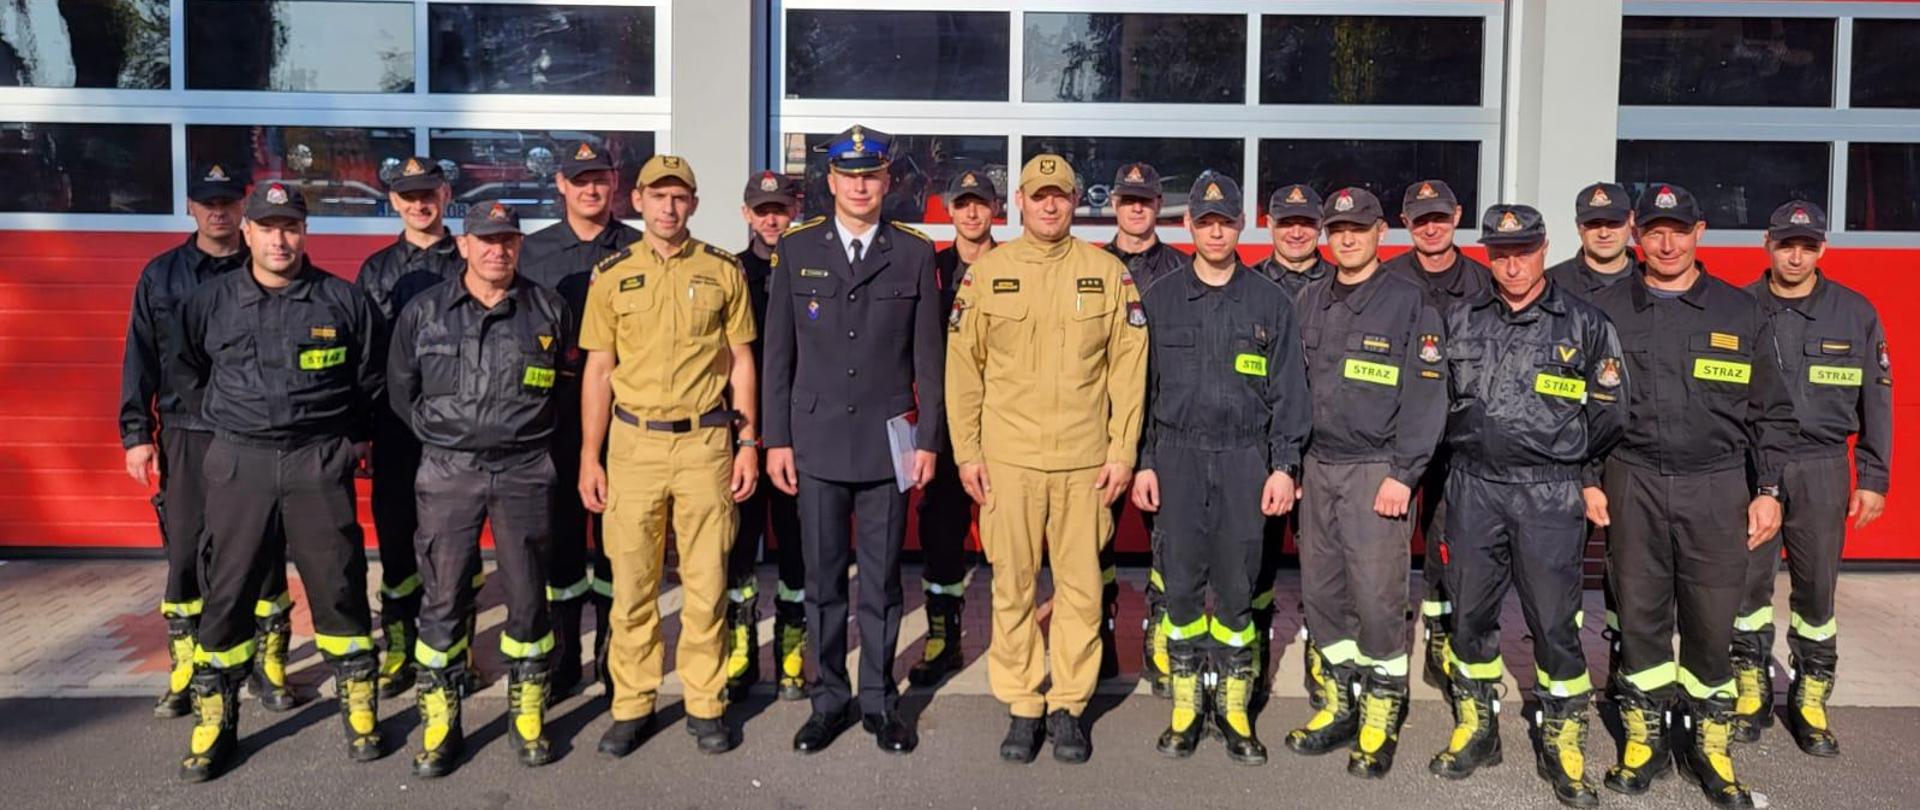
top-left (1300, 631), bottom-right (1329, 711)
top-left (773, 596), bottom-right (809, 700)
top-left (1429, 677), bottom-right (1503, 779)
top-left (590, 591), bottom-right (615, 697)
top-left (1216, 663), bottom-right (1269, 766)
top-left (155, 615), bottom-right (197, 718)
top-left (1421, 614), bottom-right (1453, 692)
top-left (548, 595), bottom-right (586, 702)
top-left (178, 666), bottom-right (242, 783)
top-left (250, 611), bottom-right (298, 712)
top-left (376, 606), bottom-right (418, 699)
top-left (1730, 630), bottom-right (1774, 743)
top-left (507, 659), bottom-right (554, 766)
top-left (410, 666), bottom-right (464, 778)
top-left (1601, 625), bottom-right (1624, 702)
top-left (1534, 696), bottom-right (1600, 809)
top-left (1603, 686), bottom-right (1673, 794)
top-left (598, 714), bottom-right (654, 758)
top-left (1142, 597), bottom-right (1172, 699)
top-left (334, 655), bottom-right (384, 762)
top-left (1786, 659), bottom-right (1840, 757)
top-left (1047, 709), bottom-right (1091, 764)
top-left (1097, 577), bottom-right (1120, 681)
top-left (909, 593), bottom-right (964, 687)
top-left (1286, 663), bottom-right (1359, 755)
top-left (723, 596), bottom-right (761, 701)
top-left (1676, 700), bottom-right (1756, 808)
top-left (1155, 652), bottom-right (1205, 758)
top-left (1249, 605), bottom-right (1275, 710)
top-left (1000, 714), bottom-right (1043, 763)
top-left (687, 714), bottom-right (735, 754)
top-left (1348, 672), bottom-right (1407, 778)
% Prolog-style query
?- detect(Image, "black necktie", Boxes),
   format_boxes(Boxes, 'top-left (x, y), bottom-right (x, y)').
top-left (850, 238), bottom-right (864, 265)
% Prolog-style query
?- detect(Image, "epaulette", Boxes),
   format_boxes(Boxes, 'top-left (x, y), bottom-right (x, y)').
top-left (590, 248), bottom-right (631, 281)
top-left (784, 215), bottom-right (827, 236)
top-left (702, 242), bottom-right (742, 267)
top-left (890, 221), bottom-right (933, 243)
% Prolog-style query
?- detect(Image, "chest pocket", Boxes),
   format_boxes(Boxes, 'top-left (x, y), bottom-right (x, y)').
top-left (1069, 289), bottom-right (1114, 360)
top-left (612, 279), bottom-right (658, 339)
top-left (1342, 332), bottom-right (1400, 390)
top-left (978, 296), bottom-right (1031, 358)
top-left (1533, 347), bottom-right (1587, 405)
top-left (1447, 339), bottom-right (1485, 400)
top-left (1687, 331), bottom-right (1754, 396)
top-left (1804, 338), bottom-right (1863, 391)
top-left (517, 319), bottom-right (561, 397)
top-left (685, 282), bottom-right (725, 336)
top-left (792, 276), bottom-right (839, 328)
top-left (418, 344), bottom-right (460, 397)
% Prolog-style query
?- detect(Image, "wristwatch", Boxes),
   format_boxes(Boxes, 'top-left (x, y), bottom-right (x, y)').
top-left (736, 437), bottom-right (762, 449)
top-left (1274, 463), bottom-right (1301, 479)
top-left (1755, 484), bottom-right (1782, 499)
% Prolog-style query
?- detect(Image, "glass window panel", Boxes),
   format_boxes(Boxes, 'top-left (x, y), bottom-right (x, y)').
top-left (1255, 139), bottom-right (1479, 227)
top-left (1619, 17), bottom-right (1833, 107)
top-left (1846, 143), bottom-right (1920, 232)
top-left (0, 122), bottom-right (170, 213)
top-left (187, 124), bottom-right (416, 217)
top-left (429, 4), bottom-right (654, 96)
top-left (186, 0), bottom-right (414, 93)
top-left (1615, 140), bottom-right (1829, 230)
top-left (785, 10), bottom-right (1008, 101)
top-left (0, 0), bottom-right (168, 88)
top-left (781, 132), bottom-right (1008, 224)
top-left (1259, 15), bottom-right (1482, 106)
top-left (1019, 136), bottom-right (1243, 224)
top-left (1023, 13), bottom-right (1244, 104)
top-left (428, 129), bottom-right (654, 220)
top-left (1850, 19), bottom-right (1920, 109)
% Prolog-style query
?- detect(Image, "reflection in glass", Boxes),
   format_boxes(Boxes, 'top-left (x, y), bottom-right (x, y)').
top-left (1024, 13), bottom-right (1244, 104)
top-left (187, 125), bottom-right (416, 217)
top-left (786, 11), bottom-right (1008, 101)
top-left (186, 0), bottom-right (413, 92)
top-left (1257, 139), bottom-right (1479, 226)
top-left (429, 129), bottom-right (654, 220)
top-left (0, 0), bottom-right (168, 88)
top-left (430, 4), bottom-right (654, 96)
top-left (1260, 15), bottom-right (1482, 106)
top-left (1850, 20), bottom-right (1920, 109)
top-left (1616, 140), bottom-right (1829, 229)
top-left (1020, 136), bottom-right (1243, 223)
top-left (0, 122), bottom-right (170, 213)
top-left (1619, 17), bottom-right (1832, 107)
top-left (1847, 143), bottom-right (1920, 231)
top-left (782, 133), bottom-right (1008, 224)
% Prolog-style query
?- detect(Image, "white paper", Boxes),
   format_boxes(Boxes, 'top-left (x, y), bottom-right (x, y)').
top-left (886, 411), bottom-right (918, 493)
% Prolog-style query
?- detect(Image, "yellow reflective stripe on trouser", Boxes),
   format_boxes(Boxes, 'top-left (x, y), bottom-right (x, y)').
top-left (1791, 611), bottom-right (1838, 642)
top-left (254, 590), bottom-right (292, 618)
top-left (590, 576), bottom-right (614, 599)
top-left (1250, 589), bottom-right (1274, 611)
top-left (728, 579), bottom-right (759, 603)
top-left (1317, 639), bottom-right (1360, 665)
top-left (1622, 661), bottom-right (1677, 693)
top-left (1210, 619), bottom-right (1258, 648)
top-left (778, 582), bottom-right (808, 602)
top-left (1102, 565), bottom-right (1118, 585)
top-left (1148, 569), bottom-right (1164, 592)
top-left (314, 633), bottom-right (376, 657)
top-left (414, 636), bottom-right (471, 669)
top-left (1573, 610), bottom-right (1585, 631)
top-left (1679, 666), bottom-right (1734, 700)
top-left (1448, 639), bottom-right (1504, 681)
top-left (1162, 615), bottom-right (1210, 641)
top-left (1421, 599), bottom-right (1452, 618)
top-left (471, 570), bottom-right (487, 590)
top-left (547, 576), bottom-right (591, 602)
top-left (1536, 665), bottom-right (1594, 698)
top-left (160, 598), bottom-right (204, 618)
top-left (193, 638), bottom-right (256, 668)
top-left (1357, 653), bottom-right (1410, 678)
top-left (1734, 605), bottom-right (1775, 632)
top-left (381, 573), bottom-right (423, 600)
top-left (1606, 610), bottom-right (1619, 632)
top-left (500, 631), bottom-right (555, 661)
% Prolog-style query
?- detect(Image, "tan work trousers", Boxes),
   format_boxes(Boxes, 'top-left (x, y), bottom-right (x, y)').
top-left (981, 461), bottom-right (1113, 718)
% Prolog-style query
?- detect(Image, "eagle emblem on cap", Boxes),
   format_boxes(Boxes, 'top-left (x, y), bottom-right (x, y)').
top-left (206, 164), bottom-right (229, 182)
top-left (265, 184), bottom-right (289, 205)
top-left (1497, 211), bottom-right (1521, 232)
top-left (575, 143), bottom-right (596, 161)
top-left (1416, 182), bottom-right (1438, 200)
top-left (1285, 186), bottom-right (1306, 204)
top-left (1203, 182), bottom-right (1224, 202)
top-left (1790, 207), bottom-right (1811, 225)
top-left (961, 172), bottom-right (979, 188)
top-left (1655, 186), bottom-right (1677, 209)
top-left (1588, 187), bottom-right (1611, 207)
top-left (759, 173), bottom-right (780, 192)
top-left (662, 156), bottom-right (682, 168)
top-left (1334, 191), bottom-right (1354, 212)
top-left (851, 127), bottom-right (866, 154)
top-left (403, 158), bottom-right (425, 176)
top-left (1124, 165), bottom-right (1144, 184)
top-left (488, 202), bottom-right (508, 220)
top-left (1039, 159), bottom-right (1057, 175)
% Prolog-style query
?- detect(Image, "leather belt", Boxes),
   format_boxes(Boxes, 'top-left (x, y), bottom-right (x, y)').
top-left (614, 405), bottom-right (739, 433)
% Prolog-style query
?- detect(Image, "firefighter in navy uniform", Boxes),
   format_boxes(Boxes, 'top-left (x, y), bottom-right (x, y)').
top-left (1285, 188), bottom-right (1447, 779)
top-left (388, 202), bottom-right (570, 776)
top-left (1587, 184), bottom-right (1794, 808)
top-left (911, 169), bottom-right (1000, 687)
top-left (172, 182), bottom-right (385, 782)
top-left (1381, 179), bottom-right (1491, 693)
top-left (356, 156), bottom-right (467, 699)
top-left (1131, 171), bottom-right (1310, 765)
top-left (518, 141), bottom-right (642, 698)
top-left (1731, 201), bottom-right (1891, 756)
top-left (726, 170), bottom-right (811, 702)
top-left (121, 164), bottom-right (297, 717)
top-left (1425, 205), bottom-right (1628, 809)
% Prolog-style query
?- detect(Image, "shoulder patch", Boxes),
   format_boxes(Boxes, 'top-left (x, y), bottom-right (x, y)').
top-left (591, 248), bottom-right (630, 278)
top-left (702, 243), bottom-right (742, 267)
top-left (890, 222), bottom-right (932, 243)
top-left (785, 216), bottom-right (828, 236)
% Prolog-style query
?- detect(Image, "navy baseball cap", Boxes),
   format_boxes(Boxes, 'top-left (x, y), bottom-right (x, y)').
top-left (1112, 162), bottom-right (1161, 199)
top-left (243, 180), bottom-right (307, 222)
top-left (1573, 182), bottom-right (1631, 225)
top-left (816, 124), bottom-right (891, 175)
top-left (1186, 170), bottom-right (1241, 222)
top-left (1322, 187), bottom-right (1385, 227)
top-left (1634, 183), bottom-right (1702, 228)
top-left (1767, 200), bottom-right (1827, 243)
top-left (1402, 179), bottom-right (1459, 220)
top-left (1478, 204), bottom-right (1547, 246)
top-left (463, 200), bottom-right (522, 237)
top-left (944, 169), bottom-right (998, 206)
top-left (188, 163), bottom-right (246, 203)
top-left (1268, 183), bottom-right (1323, 224)
top-left (743, 170), bottom-right (801, 208)
top-left (558, 141), bottom-right (614, 179)
top-left (387, 156), bottom-right (447, 194)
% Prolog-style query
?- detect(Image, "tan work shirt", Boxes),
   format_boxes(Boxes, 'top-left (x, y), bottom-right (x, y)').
top-left (579, 237), bottom-right (756, 420)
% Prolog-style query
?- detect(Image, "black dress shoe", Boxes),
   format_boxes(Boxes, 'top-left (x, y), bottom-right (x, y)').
top-left (1047, 709), bottom-right (1091, 764)
top-left (865, 712), bottom-right (918, 754)
top-left (598, 716), bottom-right (652, 758)
top-left (688, 716), bottom-right (735, 754)
top-left (793, 709), bottom-right (854, 754)
top-left (1000, 715), bottom-right (1044, 763)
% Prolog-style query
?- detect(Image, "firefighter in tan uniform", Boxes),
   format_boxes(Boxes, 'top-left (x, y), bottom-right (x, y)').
top-left (577, 155), bottom-right (761, 757)
top-left (947, 154), bottom-right (1148, 765)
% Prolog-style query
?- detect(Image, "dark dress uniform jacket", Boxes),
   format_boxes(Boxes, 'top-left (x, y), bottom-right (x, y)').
top-left (762, 218), bottom-right (946, 483)
top-left (175, 261), bottom-right (384, 443)
top-left (1104, 240), bottom-right (1188, 291)
top-left (1443, 283), bottom-right (1630, 485)
top-left (1296, 267), bottom-right (1448, 486)
top-left (1747, 272), bottom-right (1893, 494)
top-left (386, 276), bottom-right (574, 452)
top-left (1588, 268), bottom-right (1796, 487)
top-left (120, 234), bottom-right (248, 445)
top-left (1546, 254), bottom-right (1640, 303)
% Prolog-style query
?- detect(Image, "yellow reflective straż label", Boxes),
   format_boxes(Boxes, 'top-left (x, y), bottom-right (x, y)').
top-left (523, 366), bottom-right (556, 389)
top-left (1693, 358), bottom-right (1751, 384)
top-left (1534, 373), bottom-right (1586, 401)
top-left (1235, 353), bottom-right (1267, 377)
top-left (298, 346), bottom-right (346, 371)
top-left (1343, 358), bottom-right (1399, 386)
top-left (1808, 365), bottom-right (1862, 387)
